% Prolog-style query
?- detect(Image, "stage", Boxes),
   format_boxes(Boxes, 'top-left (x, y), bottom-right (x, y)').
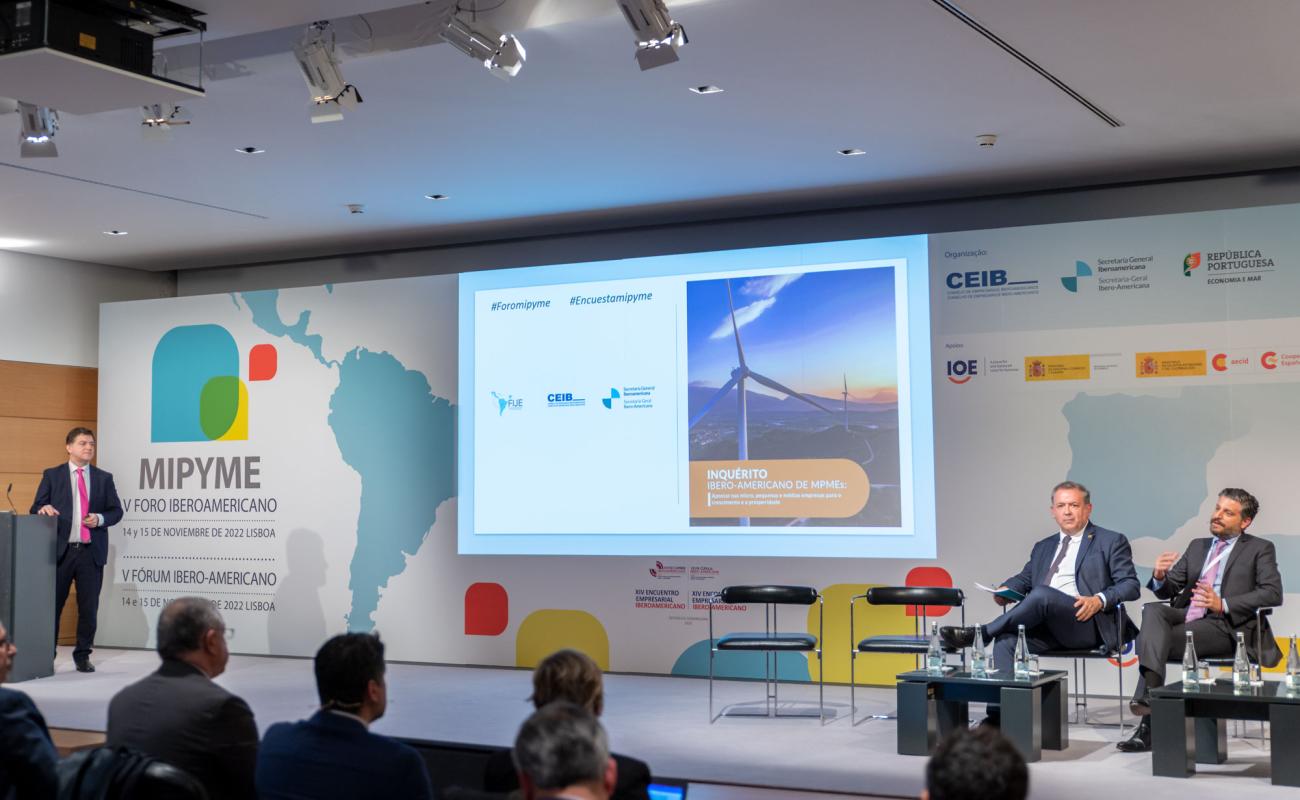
top-left (10, 648), bottom-right (1294, 799)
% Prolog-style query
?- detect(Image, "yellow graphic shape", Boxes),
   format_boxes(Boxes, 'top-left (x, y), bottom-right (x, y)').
top-left (515, 610), bottom-right (609, 671)
top-left (216, 379), bottom-right (249, 441)
top-left (807, 583), bottom-right (919, 685)
top-left (1024, 354), bottom-right (1091, 382)
top-left (1135, 350), bottom-right (1207, 378)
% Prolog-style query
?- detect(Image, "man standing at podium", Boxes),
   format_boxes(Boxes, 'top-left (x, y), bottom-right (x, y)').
top-left (31, 427), bottom-right (123, 673)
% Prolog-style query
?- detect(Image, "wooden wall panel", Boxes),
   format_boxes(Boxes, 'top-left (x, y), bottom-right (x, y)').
top-left (0, 417), bottom-right (97, 474)
top-left (0, 361), bottom-right (97, 420)
top-left (0, 473), bottom-right (41, 512)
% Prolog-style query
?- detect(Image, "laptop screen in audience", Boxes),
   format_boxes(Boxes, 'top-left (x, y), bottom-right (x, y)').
top-left (647, 781), bottom-right (688, 800)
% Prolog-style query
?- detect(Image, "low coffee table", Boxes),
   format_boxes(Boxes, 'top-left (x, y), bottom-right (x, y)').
top-left (1150, 679), bottom-right (1300, 786)
top-left (896, 669), bottom-right (1068, 762)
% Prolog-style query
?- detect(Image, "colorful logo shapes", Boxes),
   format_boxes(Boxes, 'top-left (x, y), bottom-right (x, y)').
top-left (151, 324), bottom-right (275, 442)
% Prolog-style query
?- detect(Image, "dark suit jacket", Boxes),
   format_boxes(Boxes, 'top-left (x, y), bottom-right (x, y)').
top-left (0, 687), bottom-right (58, 800)
top-left (106, 658), bottom-right (258, 800)
top-left (1002, 522), bottom-right (1140, 649)
top-left (257, 709), bottom-right (433, 800)
top-left (1150, 532), bottom-right (1284, 666)
top-left (30, 463), bottom-right (123, 567)
top-left (483, 747), bottom-right (650, 800)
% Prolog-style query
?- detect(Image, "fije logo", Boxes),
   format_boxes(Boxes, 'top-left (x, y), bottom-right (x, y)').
top-left (1183, 252), bottom-right (1201, 276)
top-left (1060, 261), bottom-right (1092, 293)
top-left (946, 359), bottom-right (978, 384)
top-left (491, 392), bottom-right (523, 415)
top-left (152, 325), bottom-right (276, 443)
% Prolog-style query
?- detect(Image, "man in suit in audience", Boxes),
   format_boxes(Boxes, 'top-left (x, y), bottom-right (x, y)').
top-left (31, 426), bottom-right (123, 673)
top-left (923, 726), bottom-right (1028, 800)
top-left (940, 481), bottom-right (1140, 723)
top-left (0, 619), bottom-right (59, 800)
top-left (1118, 487), bottom-right (1284, 752)
top-left (106, 597), bottom-right (258, 799)
top-left (256, 632), bottom-right (433, 800)
top-left (484, 649), bottom-right (650, 800)
top-left (514, 703), bottom-right (616, 800)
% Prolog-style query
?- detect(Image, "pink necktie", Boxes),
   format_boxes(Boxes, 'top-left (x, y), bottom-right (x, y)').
top-left (77, 468), bottom-right (91, 543)
top-left (1185, 538), bottom-right (1226, 623)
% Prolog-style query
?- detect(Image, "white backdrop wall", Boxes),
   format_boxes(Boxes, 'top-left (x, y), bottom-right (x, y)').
top-left (100, 196), bottom-right (1300, 693)
top-left (0, 250), bottom-right (174, 367)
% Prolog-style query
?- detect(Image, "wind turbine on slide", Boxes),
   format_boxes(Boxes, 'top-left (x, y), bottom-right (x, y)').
top-left (689, 279), bottom-right (835, 461)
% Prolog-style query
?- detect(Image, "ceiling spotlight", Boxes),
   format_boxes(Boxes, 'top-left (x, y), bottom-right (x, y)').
top-left (236, 146), bottom-right (265, 155)
top-left (294, 21), bottom-right (363, 123)
top-left (142, 103), bottom-right (192, 129)
top-left (424, 194), bottom-right (449, 201)
top-left (102, 230), bottom-right (129, 236)
top-left (18, 102), bottom-right (58, 158)
top-left (689, 85), bottom-right (723, 95)
top-left (976, 133), bottom-right (998, 147)
top-left (837, 148), bottom-right (867, 156)
top-left (346, 204), bottom-right (365, 214)
top-left (440, 13), bottom-right (526, 79)
top-left (616, 0), bottom-right (687, 71)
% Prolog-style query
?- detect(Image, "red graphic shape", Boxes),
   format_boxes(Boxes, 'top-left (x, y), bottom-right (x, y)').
top-left (249, 344), bottom-right (277, 381)
top-left (465, 582), bottom-right (509, 636)
top-left (905, 566), bottom-right (955, 618)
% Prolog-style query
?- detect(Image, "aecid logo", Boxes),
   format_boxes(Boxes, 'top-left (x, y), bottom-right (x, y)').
top-left (1262, 351), bottom-right (1278, 370)
top-left (946, 359), bottom-right (978, 384)
top-left (1212, 353), bottom-right (1227, 372)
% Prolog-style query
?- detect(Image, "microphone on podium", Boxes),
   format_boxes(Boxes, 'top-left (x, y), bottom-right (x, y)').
top-left (5, 483), bottom-right (15, 513)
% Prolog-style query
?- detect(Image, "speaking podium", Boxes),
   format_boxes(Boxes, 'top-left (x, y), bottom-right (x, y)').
top-left (0, 512), bottom-right (56, 681)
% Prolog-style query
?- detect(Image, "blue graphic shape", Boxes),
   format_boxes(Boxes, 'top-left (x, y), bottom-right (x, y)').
top-left (670, 639), bottom-right (812, 681)
top-left (238, 290), bottom-right (338, 367)
top-left (1060, 261), bottom-right (1093, 293)
top-left (151, 324), bottom-right (240, 442)
top-left (329, 347), bottom-right (456, 630)
top-left (491, 391), bottom-right (509, 416)
top-left (602, 387), bottom-right (621, 409)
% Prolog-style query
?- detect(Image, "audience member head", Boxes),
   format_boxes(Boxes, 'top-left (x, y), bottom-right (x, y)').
top-left (0, 620), bottom-right (15, 684)
top-left (513, 702), bottom-right (615, 800)
top-left (923, 727), bottom-right (1027, 800)
top-left (156, 597), bottom-right (229, 678)
top-left (315, 632), bottom-right (388, 724)
top-left (530, 649), bottom-right (604, 716)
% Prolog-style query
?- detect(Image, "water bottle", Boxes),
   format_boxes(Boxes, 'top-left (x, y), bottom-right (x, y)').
top-left (1232, 631), bottom-right (1250, 690)
top-left (926, 621), bottom-right (944, 675)
top-left (1286, 636), bottom-right (1300, 693)
top-left (1013, 624), bottom-right (1030, 680)
top-left (971, 625), bottom-right (988, 679)
top-left (1181, 630), bottom-right (1199, 690)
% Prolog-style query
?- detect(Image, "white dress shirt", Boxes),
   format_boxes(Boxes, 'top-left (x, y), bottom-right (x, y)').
top-left (1048, 530), bottom-right (1107, 607)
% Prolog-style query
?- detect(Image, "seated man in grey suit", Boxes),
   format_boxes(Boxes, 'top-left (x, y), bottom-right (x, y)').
top-left (256, 632), bottom-right (433, 800)
top-left (0, 618), bottom-right (58, 800)
top-left (941, 481), bottom-right (1139, 722)
top-left (514, 702), bottom-right (616, 800)
top-left (1118, 487), bottom-right (1283, 752)
top-left (107, 597), bottom-right (259, 799)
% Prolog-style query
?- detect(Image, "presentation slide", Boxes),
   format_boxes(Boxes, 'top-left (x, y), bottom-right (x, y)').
top-left (458, 236), bottom-right (936, 557)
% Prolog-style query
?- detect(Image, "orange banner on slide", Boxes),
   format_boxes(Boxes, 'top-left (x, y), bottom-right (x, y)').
top-left (689, 459), bottom-right (870, 518)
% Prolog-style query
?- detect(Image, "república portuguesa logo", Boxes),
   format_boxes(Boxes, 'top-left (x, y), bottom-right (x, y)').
top-left (152, 324), bottom-right (277, 442)
top-left (1183, 252), bottom-right (1201, 277)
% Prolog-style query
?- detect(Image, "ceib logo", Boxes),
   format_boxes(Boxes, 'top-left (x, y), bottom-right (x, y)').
top-left (1262, 351), bottom-right (1278, 370)
top-left (152, 325), bottom-right (277, 442)
top-left (1183, 252), bottom-right (1201, 277)
top-left (1060, 261), bottom-right (1092, 293)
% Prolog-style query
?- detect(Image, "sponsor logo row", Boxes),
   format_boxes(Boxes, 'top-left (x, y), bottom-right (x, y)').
top-left (489, 386), bottom-right (656, 414)
top-left (945, 349), bottom-right (1300, 383)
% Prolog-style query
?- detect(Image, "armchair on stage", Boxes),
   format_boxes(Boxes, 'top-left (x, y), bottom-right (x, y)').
top-left (708, 585), bottom-right (825, 723)
top-left (0, 513), bottom-right (57, 682)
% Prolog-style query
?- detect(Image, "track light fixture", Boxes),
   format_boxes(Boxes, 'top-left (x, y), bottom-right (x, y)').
top-left (18, 102), bottom-right (58, 158)
top-left (141, 103), bottom-right (192, 129)
top-left (440, 12), bottom-right (526, 79)
top-left (294, 21), bottom-right (363, 123)
top-left (616, 0), bottom-right (687, 70)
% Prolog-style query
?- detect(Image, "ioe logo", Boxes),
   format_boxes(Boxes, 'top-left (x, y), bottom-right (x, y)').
top-left (946, 359), bottom-right (978, 384)
top-left (1183, 252), bottom-right (1201, 276)
top-left (1262, 351), bottom-right (1278, 370)
top-left (946, 270), bottom-right (1007, 289)
top-left (152, 324), bottom-right (276, 443)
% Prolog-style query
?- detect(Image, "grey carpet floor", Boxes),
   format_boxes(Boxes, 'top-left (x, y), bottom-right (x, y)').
top-left (11, 648), bottom-right (1295, 799)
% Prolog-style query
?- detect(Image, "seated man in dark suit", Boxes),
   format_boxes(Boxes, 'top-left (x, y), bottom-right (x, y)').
top-left (106, 597), bottom-right (258, 800)
top-left (257, 632), bottom-right (434, 800)
top-left (483, 649), bottom-right (649, 800)
top-left (514, 703), bottom-right (616, 800)
top-left (941, 481), bottom-right (1139, 722)
top-left (1118, 487), bottom-right (1284, 752)
top-left (923, 726), bottom-right (1028, 800)
top-left (0, 619), bottom-right (58, 800)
